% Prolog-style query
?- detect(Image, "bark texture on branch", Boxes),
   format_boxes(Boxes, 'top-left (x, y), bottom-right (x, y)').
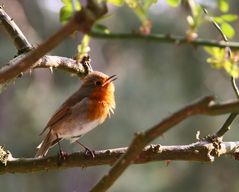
top-left (89, 96), bottom-right (239, 192)
top-left (1, 141), bottom-right (239, 174)
top-left (0, 0), bottom-right (107, 85)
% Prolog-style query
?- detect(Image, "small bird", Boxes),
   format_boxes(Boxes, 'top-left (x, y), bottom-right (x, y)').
top-left (35, 71), bottom-right (116, 158)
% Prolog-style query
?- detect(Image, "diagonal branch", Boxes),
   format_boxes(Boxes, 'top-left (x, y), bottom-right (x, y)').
top-left (0, 96), bottom-right (239, 176)
top-left (0, 0), bottom-right (107, 85)
top-left (0, 6), bottom-right (32, 54)
top-left (1, 140), bottom-right (239, 174)
top-left (90, 96), bottom-right (239, 192)
top-left (216, 78), bottom-right (239, 137)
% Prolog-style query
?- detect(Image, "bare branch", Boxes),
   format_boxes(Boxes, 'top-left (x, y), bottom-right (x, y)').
top-left (0, 54), bottom-right (92, 93)
top-left (1, 141), bottom-right (239, 174)
top-left (7, 54), bottom-right (88, 77)
top-left (0, 6), bottom-right (32, 54)
top-left (215, 78), bottom-right (239, 137)
top-left (0, 0), bottom-right (107, 85)
top-left (89, 32), bottom-right (239, 50)
top-left (202, 8), bottom-right (238, 138)
top-left (90, 96), bottom-right (239, 192)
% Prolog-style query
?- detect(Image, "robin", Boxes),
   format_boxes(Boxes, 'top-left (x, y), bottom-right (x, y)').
top-left (35, 71), bottom-right (116, 158)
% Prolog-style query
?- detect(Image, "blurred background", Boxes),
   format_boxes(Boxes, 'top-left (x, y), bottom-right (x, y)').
top-left (1, 0), bottom-right (239, 191)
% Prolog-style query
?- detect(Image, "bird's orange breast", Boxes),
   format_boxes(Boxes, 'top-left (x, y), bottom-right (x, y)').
top-left (87, 83), bottom-right (115, 122)
top-left (87, 100), bottom-right (110, 122)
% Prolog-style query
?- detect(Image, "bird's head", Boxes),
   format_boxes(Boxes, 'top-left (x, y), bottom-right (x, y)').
top-left (80, 71), bottom-right (117, 104)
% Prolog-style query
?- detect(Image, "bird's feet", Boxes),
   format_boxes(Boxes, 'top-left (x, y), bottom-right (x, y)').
top-left (84, 147), bottom-right (95, 158)
top-left (76, 141), bottom-right (95, 158)
top-left (57, 150), bottom-right (69, 165)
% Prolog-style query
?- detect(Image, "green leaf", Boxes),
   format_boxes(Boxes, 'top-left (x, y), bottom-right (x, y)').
top-left (166, 0), bottom-right (181, 7)
top-left (187, 16), bottom-right (195, 27)
top-left (107, 0), bottom-right (124, 6)
top-left (224, 60), bottom-right (239, 78)
top-left (221, 14), bottom-right (238, 22)
top-left (59, 0), bottom-right (81, 23)
top-left (61, 0), bottom-right (71, 5)
top-left (60, 6), bottom-right (74, 23)
top-left (213, 17), bottom-right (224, 24)
top-left (92, 24), bottom-right (110, 34)
top-left (204, 46), bottom-right (239, 78)
top-left (204, 47), bottom-right (224, 58)
top-left (61, 0), bottom-right (81, 9)
top-left (77, 35), bottom-right (91, 61)
top-left (218, 0), bottom-right (229, 13)
top-left (221, 22), bottom-right (235, 38)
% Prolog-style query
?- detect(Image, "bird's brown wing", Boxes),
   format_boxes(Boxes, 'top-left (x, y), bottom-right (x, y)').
top-left (39, 89), bottom-right (86, 135)
top-left (39, 106), bottom-right (71, 135)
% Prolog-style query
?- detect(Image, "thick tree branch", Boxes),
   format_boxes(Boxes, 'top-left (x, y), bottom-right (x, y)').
top-left (0, 96), bottom-right (239, 176)
top-left (89, 32), bottom-right (239, 50)
top-left (7, 54), bottom-right (90, 77)
top-left (1, 141), bottom-right (239, 174)
top-left (0, 54), bottom-right (92, 93)
top-left (0, 0), bottom-right (107, 84)
top-left (89, 96), bottom-right (239, 192)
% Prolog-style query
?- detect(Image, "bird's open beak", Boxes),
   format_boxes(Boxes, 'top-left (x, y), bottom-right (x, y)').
top-left (102, 75), bottom-right (117, 86)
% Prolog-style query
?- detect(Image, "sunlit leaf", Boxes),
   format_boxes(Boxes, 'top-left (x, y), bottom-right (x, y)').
top-left (204, 47), bottom-right (224, 58)
top-left (221, 14), bottom-right (238, 22)
top-left (166, 0), bottom-right (181, 7)
top-left (187, 15), bottom-right (194, 27)
top-left (61, 0), bottom-right (71, 5)
top-left (221, 22), bottom-right (235, 38)
top-left (186, 0), bottom-right (203, 32)
top-left (224, 61), bottom-right (239, 78)
top-left (61, 0), bottom-right (81, 9)
top-left (60, 6), bottom-right (74, 23)
top-left (213, 17), bottom-right (224, 24)
top-left (218, 0), bottom-right (229, 13)
top-left (107, 0), bottom-right (124, 6)
top-left (206, 58), bottom-right (223, 68)
top-left (92, 24), bottom-right (111, 34)
top-left (60, 0), bottom-right (81, 23)
top-left (76, 35), bottom-right (91, 62)
top-left (204, 46), bottom-right (239, 78)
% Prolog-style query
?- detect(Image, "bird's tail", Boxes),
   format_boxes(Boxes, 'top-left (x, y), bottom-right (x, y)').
top-left (35, 130), bottom-right (57, 158)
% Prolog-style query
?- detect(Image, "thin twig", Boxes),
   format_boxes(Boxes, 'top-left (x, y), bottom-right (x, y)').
top-left (203, 8), bottom-right (238, 138)
top-left (216, 78), bottom-right (239, 137)
top-left (232, 77), bottom-right (239, 98)
top-left (202, 8), bottom-right (228, 42)
top-left (89, 96), bottom-right (239, 192)
top-left (89, 32), bottom-right (239, 50)
top-left (216, 113), bottom-right (237, 137)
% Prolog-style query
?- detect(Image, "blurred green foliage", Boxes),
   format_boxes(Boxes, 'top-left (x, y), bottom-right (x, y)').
top-left (1, 0), bottom-right (239, 192)
top-left (205, 47), bottom-right (239, 78)
top-left (60, 0), bottom-right (81, 23)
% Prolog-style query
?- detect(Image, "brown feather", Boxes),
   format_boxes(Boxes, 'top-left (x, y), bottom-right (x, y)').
top-left (35, 130), bottom-right (57, 157)
top-left (36, 71), bottom-right (116, 157)
top-left (39, 88), bottom-right (87, 135)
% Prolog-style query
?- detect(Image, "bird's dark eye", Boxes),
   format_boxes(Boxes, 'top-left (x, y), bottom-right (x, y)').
top-left (95, 81), bottom-right (102, 86)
